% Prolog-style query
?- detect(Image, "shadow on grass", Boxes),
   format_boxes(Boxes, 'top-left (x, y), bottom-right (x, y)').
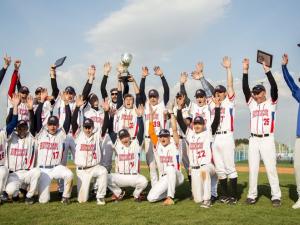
top-left (280, 184), bottom-right (298, 202)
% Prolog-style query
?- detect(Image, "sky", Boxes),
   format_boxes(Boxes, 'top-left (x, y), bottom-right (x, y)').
top-left (0, 0), bottom-right (299, 146)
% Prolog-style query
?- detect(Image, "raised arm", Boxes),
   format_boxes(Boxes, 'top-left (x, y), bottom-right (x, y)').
top-left (128, 75), bottom-right (141, 107)
top-left (180, 72), bottom-right (190, 106)
top-left (263, 62), bottom-right (278, 102)
top-left (71, 95), bottom-right (85, 134)
top-left (62, 93), bottom-right (71, 133)
top-left (6, 93), bottom-right (19, 136)
top-left (50, 65), bottom-right (59, 104)
top-left (176, 109), bottom-right (187, 134)
top-left (139, 66), bottom-right (148, 105)
top-left (0, 55), bottom-right (11, 86)
top-left (170, 112), bottom-right (179, 145)
top-left (242, 58), bottom-right (251, 103)
top-left (154, 66), bottom-right (169, 105)
top-left (100, 98), bottom-right (110, 137)
top-left (282, 54), bottom-right (299, 97)
top-left (222, 56), bottom-right (235, 98)
top-left (35, 89), bottom-right (48, 134)
top-left (116, 80), bottom-right (123, 109)
top-left (82, 65), bottom-right (96, 101)
top-left (8, 60), bottom-right (21, 98)
top-left (26, 95), bottom-right (36, 136)
top-left (100, 62), bottom-right (112, 100)
top-left (210, 99), bottom-right (221, 135)
top-left (135, 104), bottom-right (145, 146)
top-left (192, 62), bottom-right (214, 97)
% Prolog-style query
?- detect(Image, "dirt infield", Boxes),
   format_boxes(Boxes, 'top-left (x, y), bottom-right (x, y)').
top-left (236, 166), bottom-right (294, 174)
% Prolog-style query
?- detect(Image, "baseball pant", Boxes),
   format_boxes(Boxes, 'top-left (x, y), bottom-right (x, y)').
top-left (212, 133), bottom-right (238, 179)
top-left (38, 165), bottom-right (73, 203)
top-left (294, 138), bottom-right (300, 197)
top-left (179, 139), bottom-right (189, 171)
top-left (77, 165), bottom-right (107, 203)
top-left (191, 164), bottom-right (215, 203)
top-left (5, 168), bottom-right (41, 198)
top-left (107, 173), bottom-right (148, 198)
top-left (247, 136), bottom-right (281, 200)
top-left (210, 173), bottom-right (218, 197)
top-left (147, 167), bottom-right (184, 202)
top-left (100, 134), bottom-right (114, 173)
top-left (145, 138), bottom-right (159, 186)
top-left (0, 166), bottom-right (8, 193)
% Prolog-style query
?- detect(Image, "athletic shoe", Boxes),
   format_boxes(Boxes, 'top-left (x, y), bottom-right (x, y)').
top-left (272, 199), bottom-right (281, 207)
top-left (163, 197), bottom-right (174, 206)
top-left (58, 192), bottom-right (63, 199)
top-left (228, 197), bottom-right (237, 205)
top-left (134, 194), bottom-right (146, 203)
top-left (1, 192), bottom-right (8, 202)
top-left (97, 198), bottom-right (106, 205)
top-left (292, 199), bottom-right (300, 209)
top-left (245, 198), bottom-right (256, 205)
top-left (19, 188), bottom-right (28, 199)
top-left (200, 200), bottom-right (211, 208)
top-left (219, 196), bottom-right (229, 204)
top-left (210, 196), bottom-right (218, 204)
top-left (61, 197), bottom-right (70, 204)
top-left (12, 195), bottom-right (20, 202)
top-left (112, 191), bottom-right (125, 201)
top-left (25, 197), bottom-right (34, 205)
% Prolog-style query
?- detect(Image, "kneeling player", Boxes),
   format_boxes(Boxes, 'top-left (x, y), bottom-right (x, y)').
top-left (176, 97), bottom-right (221, 208)
top-left (147, 107), bottom-right (184, 205)
top-left (107, 104), bottom-right (148, 202)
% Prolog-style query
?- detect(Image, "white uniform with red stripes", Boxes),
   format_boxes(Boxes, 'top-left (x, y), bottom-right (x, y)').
top-left (189, 101), bottom-right (212, 126)
top-left (36, 128), bottom-right (73, 203)
top-left (247, 97), bottom-right (281, 200)
top-left (147, 142), bottom-right (184, 202)
top-left (0, 131), bottom-right (9, 195)
top-left (185, 128), bottom-right (215, 203)
top-left (7, 101), bottom-right (29, 123)
top-left (74, 130), bottom-right (107, 203)
top-left (113, 106), bottom-right (139, 137)
top-left (107, 139), bottom-right (148, 198)
top-left (210, 95), bottom-right (237, 179)
top-left (5, 132), bottom-right (41, 198)
top-left (33, 100), bottom-right (52, 126)
top-left (144, 101), bottom-right (166, 186)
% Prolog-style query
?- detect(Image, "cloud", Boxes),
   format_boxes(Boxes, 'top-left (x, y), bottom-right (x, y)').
top-left (85, 0), bottom-right (231, 64)
top-left (34, 47), bottom-right (45, 57)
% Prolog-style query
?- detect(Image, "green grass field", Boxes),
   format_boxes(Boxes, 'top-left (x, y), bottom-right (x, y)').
top-left (0, 163), bottom-right (299, 225)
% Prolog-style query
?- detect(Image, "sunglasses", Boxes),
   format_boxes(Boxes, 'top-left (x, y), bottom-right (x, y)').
top-left (111, 92), bottom-right (118, 96)
top-left (84, 126), bottom-right (93, 130)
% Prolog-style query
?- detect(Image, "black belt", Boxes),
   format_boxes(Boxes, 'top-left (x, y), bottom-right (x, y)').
top-left (161, 173), bottom-right (167, 177)
top-left (191, 164), bottom-right (206, 170)
top-left (216, 131), bottom-right (227, 135)
top-left (251, 133), bottom-right (269, 138)
top-left (119, 173), bottom-right (138, 175)
top-left (9, 169), bottom-right (29, 173)
top-left (39, 165), bottom-right (57, 169)
top-left (77, 165), bottom-right (96, 170)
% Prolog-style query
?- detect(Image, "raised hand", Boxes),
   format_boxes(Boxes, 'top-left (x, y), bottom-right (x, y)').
top-left (11, 93), bottom-right (21, 107)
top-left (128, 75), bottom-right (135, 82)
top-left (3, 54), bottom-right (11, 69)
top-left (141, 66), bottom-right (149, 78)
top-left (242, 58), bottom-right (250, 72)
top-left (180, 72), bottom-right (188, 84)
top-left (135, 104), bottom-right (144, 117)
top-left (282, 54), bottom-right (288, 66)
top-left (153, 66), bottom-right (163, 77)
top-left (101, 97), bottom-right (110, 112)
top-left (191, 71), bottom-right (202, 80)
top-left (88, 65), bottom-right (96, 80)
top-left (26, 95), bottom-right (34, 110)
top-left (116, 63), bottom-right (125, 75)
top-left (195, 62), bottom-right (204, 74)
top-left (262, 61), bottom-right (270, 73)
top-left (41, 89), bottom-right (49, 102)
top-left (221, 56), bottom-right (231, 69)
top-left (103, 62), bottom-right (112, 76)
top-left (75, 94), bottom-right (85, 107)
top-left (14, 59), bottom-right (21, 71)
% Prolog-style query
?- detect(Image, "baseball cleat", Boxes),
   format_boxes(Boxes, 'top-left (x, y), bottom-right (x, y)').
top-left (292, 199), bottom-right (300, 209)
top-left (61, 197), bottom-right (70, 204)
top-left (163, 197), bottom-right (175, 206)
top-left (12, 195), bottom-right (20, 202)
top-left (25, 197), bottom-right (35, 205)
top-left (97, 198), bottom-right (106, 205)
top-left (200, 200), bottom-right (211, 208)
top-left (272, 199), bottom-right (281, 207)
top-left (1, 192), bottom-right (8, 202)
top-left (245, 198), bottom-right (256, 205)
top-left (228, 197), bottom-right (237, 205)
top-left (111, 191), bottom-right (125, 202)
top-left (219, 196), bottom-right (229, 204)
top-left (134, 194), bottom-right (145, 203)
top-left (210, 196), bottom-right (218, 204)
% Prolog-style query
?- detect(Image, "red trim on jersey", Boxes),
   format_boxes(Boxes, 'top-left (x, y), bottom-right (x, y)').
top-left (228, 93), bottom-right (235, 101)
top-left (27, 148), bottom-right (35, 169)
top-left (133, 123), bottom-right (139, 137)
top-left (270, 111), bottom-right (275, 133)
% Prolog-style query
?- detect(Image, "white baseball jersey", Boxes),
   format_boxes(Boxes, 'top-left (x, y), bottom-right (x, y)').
top-left (189, 102), bottom-right (212, 126)
top-left (144, 101), bottom-right (166, 136)
top-left (113, 106), bottom-right (138, 137)
top-left (155, 142), bottom-right (180, 175)
top-left (210, 95), bottom-right (235, 133)
top-left (185, 128), bottom-right (213, 167)
top-left (55, 97), bottom-right (76, 131)
top-left (36, 128), bottom-right (66, 167)
top-left (7, 132), bottom-right (36, 171)
top-left (248, 97), bottom-right (277, 135)
top-left (83, 105), bottom-right (105, 131)
top-left (33, 100), bottom-right (52, 126)
top-left (114, 139), bottom-right (141, 174)
top-left (0, 130), bottom-right (7, 166)
top-left (74, 130), bottom-right (103, 168)
top-left (7, 101), bottom-right (29, 123)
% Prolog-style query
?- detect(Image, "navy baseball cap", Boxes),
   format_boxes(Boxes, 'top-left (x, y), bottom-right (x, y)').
top-left (110, 88), bottom-right (118, 94)
top-left (193, 116), bottom-right (205, 125)
top-left (47, 116), bottom-right (59, 126)
top-left (88, 93), bottom-right (98, 105)
top-left (148, 89), bottom-right (159, 98)
top-left (118, 129), bottom-right (130, 139)
top-left (123, 93), bottom-right (133, 99)
top-left (195, 89), bottom-right (206, 98)
top-left (252, 85), bottom-right (266, 95)
top-left (17, 120), bottom-right (28, 128)
top-left (65, 86), bottom-right (76, 95)
top-left (176, 91), bottom-right (184, 98)
top-left (158, 129), bottom-right (170, 137)
top-left (19, 86), bottom-right (30, 94)
top-left (83, 118), bottom-right (94, 128)
top-left (35, 87), bottom-right (44, 95)
top-left (213, 85), bottom-right (226, 95)
top-left (297, 43), bottom-right (300, 47)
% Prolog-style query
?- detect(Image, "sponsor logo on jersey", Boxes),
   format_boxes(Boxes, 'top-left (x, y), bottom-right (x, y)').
top-left (160, 155), bottom-right (173, 163)
top-left (10, 148), bottom-right (28, 156)
top-left (90, 116), bottom-right (103, 123)
top-left (189, 142), bottom-right (204, 150)
top-left (119, 153), bottom-right (134, 161)
top-left (80, 144), bottom-right (96, 151)
top-left (121, 114), bottom-right (133, 121)
top-left (40, 142), bottom-right (59, 150)
top-left (252, 109), bottom-right (268, 118)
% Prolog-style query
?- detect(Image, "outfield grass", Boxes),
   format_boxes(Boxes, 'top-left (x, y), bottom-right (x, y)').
top-left (0, 166), bottom-right (299, 225)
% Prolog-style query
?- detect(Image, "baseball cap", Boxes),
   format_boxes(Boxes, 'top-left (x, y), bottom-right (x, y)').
top-left (19, 86), bottom-right (30, 94)
top-left (47, 116), bottom-right (59, 126)
top-left (110, 88), bottom-right (118, 94)
top-left (252, 85), bottom-right (266, 95)
top-left (88, 93), bottom-right (98, 105)
top-left (195, 89), bottom-right (206, 98)
top-left (83, 118), bottom-right (94, 128)
top-left (118, 129), bottom-right (130, 139)
top-left (176, 91), bottom-right (184, 98)
top-left (17, 120), bottom-right (28, 128)
top-left (297, 43), bottom-right (300, 47)
top-left (64, 86), bottom-right (76, 95)
top-left (213, 85), bottom-right (227, 95)
top-left (148, 89), bottom-right (159, 98)
top-left (193, 116), bottom-right (205, 125)
top-left (123, 93), bottom-right (133, 99)
top-left (158, 129), bottom-right (171, 137)
top-left (35, 87), bottom-right (44, 95)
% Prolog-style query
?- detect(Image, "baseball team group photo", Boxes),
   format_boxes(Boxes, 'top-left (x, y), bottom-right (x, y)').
top-left (0, 1), bottom-right (300, 225)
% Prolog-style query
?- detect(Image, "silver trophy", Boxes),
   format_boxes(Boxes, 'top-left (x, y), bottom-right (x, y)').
top-left (119, 53), bottom-right (133, 82)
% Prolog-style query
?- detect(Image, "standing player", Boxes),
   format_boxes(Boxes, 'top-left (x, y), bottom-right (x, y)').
top-left (242, 58), bottom-right (281, 207)
top-left (147, 106), bottom-right (184, 205)
top-left (5, 95), bottom-right (41, 204)
top-left (71, 96), bottom-right (108, 205)
top-left (107, 103), bottom-right (148, 202)
top-left (35, 90), bottom-right (73, 204)
top-left (139, 66), bottom-right (170, 186)
top-left (210, 57), bottom-right (238, 204)
top-left (0, 54), bottom-right (11, 86)
top-left (282, 53), bottom-right (300, 209)
top-left (176, 96), bottom-right (221, 208)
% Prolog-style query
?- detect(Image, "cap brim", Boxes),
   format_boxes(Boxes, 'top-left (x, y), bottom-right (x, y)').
top-left (158, 134), bottom-right (170, 137)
